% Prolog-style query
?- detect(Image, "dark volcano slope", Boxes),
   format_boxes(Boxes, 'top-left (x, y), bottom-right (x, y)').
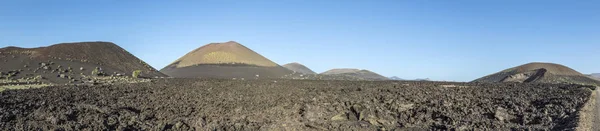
top-left (321, 68), bottom-right (389, 80)
top-left (160, 41), bottom-right (293, 79)
top-left (283, 62), bottom-right (316, 75)
top-left (161, 64), bottom-right (292, 79)
top-left (0, 42), bottom-right (166, 83)
top-left (473, 62), bottom-right (600, 86)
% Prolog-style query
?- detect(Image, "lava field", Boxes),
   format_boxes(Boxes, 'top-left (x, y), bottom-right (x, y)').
top-left (0, 79), bottom-right (593, 130)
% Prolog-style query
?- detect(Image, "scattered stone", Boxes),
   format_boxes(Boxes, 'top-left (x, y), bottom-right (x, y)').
top-left (331, 113), bottom-right (347, 121)
top-left (46, 116), bottom-right (60, 125)
top-left (34, 75), bottom-right (44, 80)
top-left (397, 103), bottom-right (414, 112)
top-left (351, 104), bottom-right (366, 120)
top-left (174, 121), bottom-right (186, 129)
top-left (494, 107), bottom-right (513, 122)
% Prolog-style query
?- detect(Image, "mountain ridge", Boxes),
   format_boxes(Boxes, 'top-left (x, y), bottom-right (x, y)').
top-left (473, 62), bottom-right (600, 86)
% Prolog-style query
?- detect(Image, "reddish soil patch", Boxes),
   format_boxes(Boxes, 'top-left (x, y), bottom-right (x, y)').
top-left (0, 42), bottom-right (166, 78)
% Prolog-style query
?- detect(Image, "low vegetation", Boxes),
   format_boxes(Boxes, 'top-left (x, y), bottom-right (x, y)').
top-left (0, 84), bottom-right (50, 92)
top-left (132, 70), bottom-right (142, 78)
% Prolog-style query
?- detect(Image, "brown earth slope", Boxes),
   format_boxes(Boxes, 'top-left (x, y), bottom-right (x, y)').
top-left (166, 41), bottom-right (278, 67)
top-left (473, 62), bottom-right (600, 86)
top-left (283, 62), bottom-right (316, 75)
top-left (0, 42), bottom-right (166, 84)
top-left (321, 68), bottom-right (389, 80)
top-left (160, 41), bottom-right (293, 79)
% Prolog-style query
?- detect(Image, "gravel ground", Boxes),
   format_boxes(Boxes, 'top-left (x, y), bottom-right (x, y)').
top-left (0, 79), bottom-right (593, 130)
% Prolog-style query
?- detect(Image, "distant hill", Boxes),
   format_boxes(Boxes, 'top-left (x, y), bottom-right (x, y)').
top-left (282, 62), bottom-right (316, 75)
top-left (589, 73), bottom-right (600, 78)
top-left (321, 68), bottom-right (389, 80)
top-left (389, 76), bottom-right (403, 80)
top-left (0, 41), bottom-right (166, 83)
top-left (415, 78), bottom-right (431, 81)
top-left (160, 41), bottom-right (292, 79)
top-left (588, 73), bottom-right (600, 81)
top-left (386, 76), bottom-right (433, 81)
top-left (473, 62), bottom-right (600, 86)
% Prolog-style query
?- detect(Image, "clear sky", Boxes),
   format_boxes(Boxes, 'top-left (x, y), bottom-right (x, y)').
top-left (1, 0), bottom-right (598, 81)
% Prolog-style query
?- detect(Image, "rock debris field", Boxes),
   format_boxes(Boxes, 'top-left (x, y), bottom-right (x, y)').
top-left (0, 79), bottom-right (594, 130)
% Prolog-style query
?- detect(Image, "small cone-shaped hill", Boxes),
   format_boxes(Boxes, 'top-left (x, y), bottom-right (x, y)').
top-left (167, 41), bottom-right (279, 68)
top-left (473, 62), bottom-right (600, 86)
top-left (0, 41), bottom-right (166, 83)
top-left (321, 68), bottom-right (389, 80)
top-left (160, 41), bottom-right (292, 79)
top-left (283, 62), bottom-right (316, 74)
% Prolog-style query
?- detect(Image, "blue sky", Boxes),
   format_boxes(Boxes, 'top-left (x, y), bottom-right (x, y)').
top-left (1, 0), bottom-right (598, 81)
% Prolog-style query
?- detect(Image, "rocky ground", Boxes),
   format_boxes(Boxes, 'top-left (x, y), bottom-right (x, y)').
top-left (281, 72), bottom-right (396, 81)
top-left (591, 90), bottom-right (600, 131)
top-left (0, 79), bottom-right (594, 130)
top-left (0, 53), bottom-right (153, 92)
top-left (0, 54), bottom-right (145, 84)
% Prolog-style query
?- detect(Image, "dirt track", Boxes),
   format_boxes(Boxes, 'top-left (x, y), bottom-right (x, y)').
top-left (0, 79), bottom-right (592, 130)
